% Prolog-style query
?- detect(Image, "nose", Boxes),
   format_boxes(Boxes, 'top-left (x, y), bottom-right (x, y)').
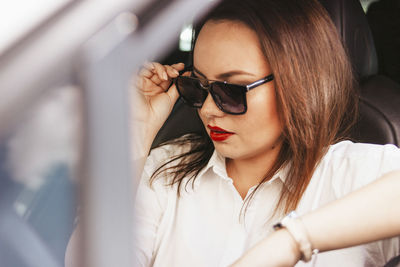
top-left (199, 92), bottom-right (225, 118)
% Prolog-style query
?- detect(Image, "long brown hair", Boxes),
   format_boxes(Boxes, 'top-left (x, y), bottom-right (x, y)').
top-left (151, 0), bottom-right (357, 214)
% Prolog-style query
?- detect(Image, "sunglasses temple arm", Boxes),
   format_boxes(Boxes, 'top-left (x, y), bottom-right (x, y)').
top-left (178, 64), bottom-right (193, 75)
top-left (246, 74), bottom-right (274, 91)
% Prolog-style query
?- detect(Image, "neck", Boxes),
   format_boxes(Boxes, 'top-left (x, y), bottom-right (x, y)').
top-left (226, 142), bottom-right (282, 199)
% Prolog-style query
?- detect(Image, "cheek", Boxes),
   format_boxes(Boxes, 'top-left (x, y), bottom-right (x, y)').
top-left (236, 90), bottom-right (283, 147)
top-left (246, 88), bottom-right (281, 129)
top-left (198, 108), bottom-right (207, 126)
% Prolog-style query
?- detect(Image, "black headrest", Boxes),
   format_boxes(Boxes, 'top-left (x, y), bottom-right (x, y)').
top-left (319, 0), bottom-right (378, 79)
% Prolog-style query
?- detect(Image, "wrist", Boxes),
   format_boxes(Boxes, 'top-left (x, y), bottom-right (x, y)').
top-left (233, 229), bottom-right (301, 267)
top-left (273, 211), bottom-right (317, 262)
top-left (131, 120), bottom-right (158, 160)
top-left (273, 228), bottom-right (302, 265)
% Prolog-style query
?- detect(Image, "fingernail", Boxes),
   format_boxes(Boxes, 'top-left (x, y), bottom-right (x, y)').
top-left (145, 62), bottom-right (154, 70)
top-left (173, 69), bottom-right (179, 75)
top-left (162, 72), bottom-right (168, 80)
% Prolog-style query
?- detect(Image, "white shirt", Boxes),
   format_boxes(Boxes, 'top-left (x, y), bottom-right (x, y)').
top-left (134, 140), bottom-right (400, 267)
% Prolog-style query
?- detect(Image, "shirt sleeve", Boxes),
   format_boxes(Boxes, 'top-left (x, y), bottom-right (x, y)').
top-left (133, 149), bottom-right (169, 267)
top-left (331, 142), bottom-right (400, 264)
top-left (332, 142), bottom-right (400, 196)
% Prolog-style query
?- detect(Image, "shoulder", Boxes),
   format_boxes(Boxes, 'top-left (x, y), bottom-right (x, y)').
top-left (314, 140), bottom-right (400, 196)
top-left (326, 140), bottom-right (400, 167)
top-left (299, 141), bottom-right (400, 210)
top-left (143, 136), bottom-right (192, 178)
top-left (135, 138), bottom-right (192, 213)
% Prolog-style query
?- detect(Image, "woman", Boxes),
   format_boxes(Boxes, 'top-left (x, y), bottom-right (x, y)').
top-left (132, 0), bottom-right (400, 266)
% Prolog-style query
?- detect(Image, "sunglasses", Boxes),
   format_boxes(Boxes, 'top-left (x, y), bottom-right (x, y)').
top-left (174, 72), bottom-right (274, 115)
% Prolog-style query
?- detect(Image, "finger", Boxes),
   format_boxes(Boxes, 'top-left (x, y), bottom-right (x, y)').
top-left (143, 61), bottom-right (155, 71)
top-left (139, 67), bottom-right (154, 78)
top-left (141, 86), bottom-right (164, 95)
top-left (136, 76), bottom-right (158, 90)
top-left (150, 74), bottom-right (163, 85)
top-left (158, 79), bottom-right (174, 91)
top-left (142, 87), bottom-right (164, 96)
top-left (134, 76), bottom-right (144, 89)
top-left (152, 62), bottom-right (169, 81)
top-left (165, 65), bottom-right (180, 78)
top-left (135, 74), bottom-right (162, 92)
top-left (171, 62), bottom-right (185, 71)
top-left (140, 77), bottom-right (163, 92)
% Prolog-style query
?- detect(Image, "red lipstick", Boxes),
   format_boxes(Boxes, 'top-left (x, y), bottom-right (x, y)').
top-left (208, 125), bottom-right (234, 142)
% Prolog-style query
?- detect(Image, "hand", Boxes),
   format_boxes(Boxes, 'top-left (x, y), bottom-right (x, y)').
top-left (131, 62), bottom-right (186, 156)
top-left (230, 229), bottom-right (300, 267)
top-left (133, 62), bottom-right (185, 130)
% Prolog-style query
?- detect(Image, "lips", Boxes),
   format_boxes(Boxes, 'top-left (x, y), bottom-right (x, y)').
top-left (207, 125), bottom-right (234, 142)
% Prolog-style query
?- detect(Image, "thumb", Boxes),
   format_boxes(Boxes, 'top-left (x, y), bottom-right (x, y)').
top-left (166, 83), bottom-right (180, 105)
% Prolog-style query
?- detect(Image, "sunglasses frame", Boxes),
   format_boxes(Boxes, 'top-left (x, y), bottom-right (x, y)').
top-left (174, 72), bottom-right (274, 115)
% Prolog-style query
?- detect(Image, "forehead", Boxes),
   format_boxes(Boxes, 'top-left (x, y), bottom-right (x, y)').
top-left (193, 20), bottom-right (270, 78)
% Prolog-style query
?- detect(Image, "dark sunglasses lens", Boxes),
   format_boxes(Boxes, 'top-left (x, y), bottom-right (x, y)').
top-left (175, 77), bottom-right (207, 107)
top-left (212, 82), bottom-right (246, 114)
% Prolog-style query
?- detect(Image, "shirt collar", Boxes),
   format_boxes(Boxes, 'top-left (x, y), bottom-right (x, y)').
top-left (196, 149), bottom-right (226, 181)
top-left (194, 149), bottom-right (289, 188)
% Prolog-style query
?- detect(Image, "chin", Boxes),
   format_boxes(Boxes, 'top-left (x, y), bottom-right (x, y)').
top-left (213, 143), bottom-right (248, 160)
top-left (213, 139), bottom-right (282, 162)
top-left (213, 142), bottom-right (237, 158)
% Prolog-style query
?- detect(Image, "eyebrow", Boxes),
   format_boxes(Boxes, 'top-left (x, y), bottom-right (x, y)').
top-left (193, 66), bottom-right (256, 80)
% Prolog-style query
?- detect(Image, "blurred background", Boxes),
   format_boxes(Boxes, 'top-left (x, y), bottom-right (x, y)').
top-left (0, 1), bottom-right (215, 266)
top-left (0, 0), bottom-right (397, 266)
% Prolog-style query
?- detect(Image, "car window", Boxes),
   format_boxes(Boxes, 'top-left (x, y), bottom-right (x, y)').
top-left (360, 0), bottom-right (380, 12)
top-left (0, 0), bottom-right (74, 55)
top-left (0, 85), bottom-right (81, 266)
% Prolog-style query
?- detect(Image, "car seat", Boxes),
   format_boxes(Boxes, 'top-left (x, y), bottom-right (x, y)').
top-left (319, 0), bottom-right (400, 146)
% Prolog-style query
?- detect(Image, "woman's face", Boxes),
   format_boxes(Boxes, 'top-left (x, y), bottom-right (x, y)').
top-left (194, 20), bottom-right (283, 161)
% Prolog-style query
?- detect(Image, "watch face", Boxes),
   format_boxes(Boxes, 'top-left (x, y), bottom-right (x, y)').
top-left (273, 222), bottom-right (283, 230)
top-left (281, 210), bottom-right (299, 225)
